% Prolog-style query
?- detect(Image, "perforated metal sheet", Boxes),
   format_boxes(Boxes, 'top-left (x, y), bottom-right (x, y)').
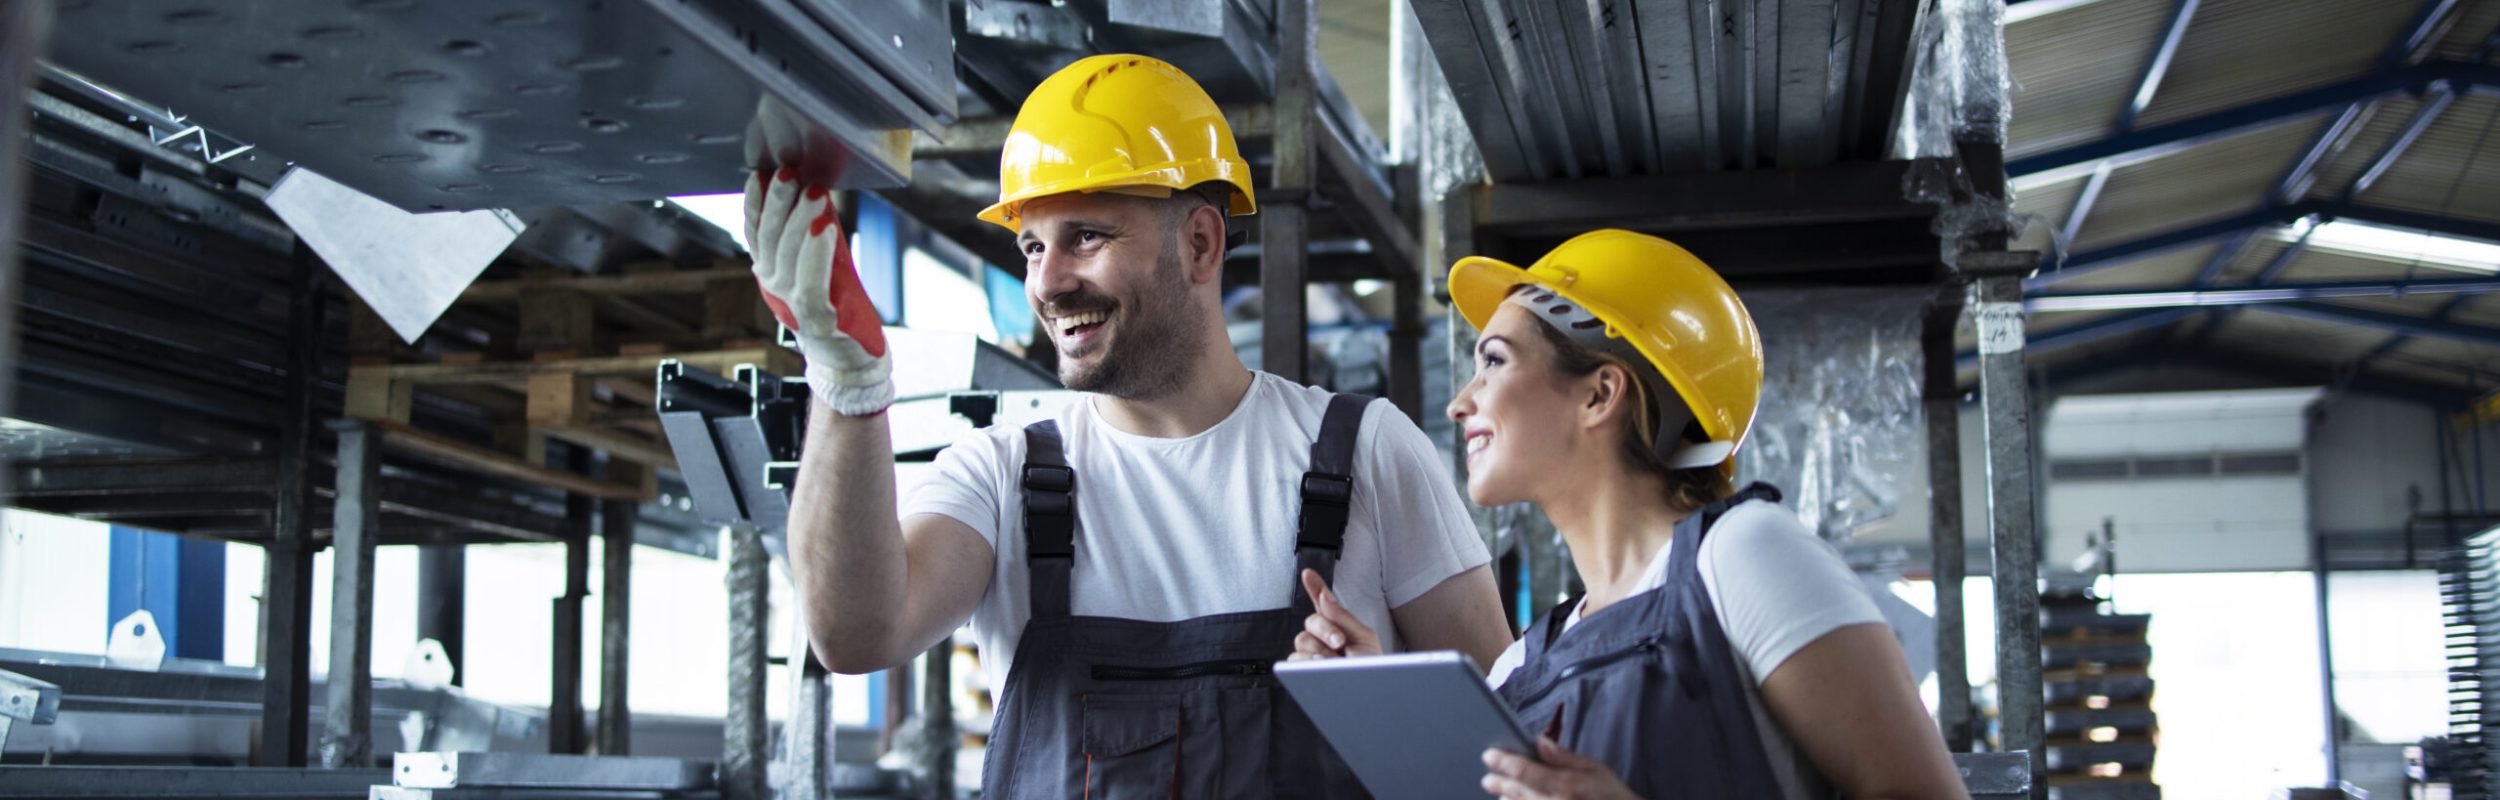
top-left (48, 0), bottom-right (930, 212)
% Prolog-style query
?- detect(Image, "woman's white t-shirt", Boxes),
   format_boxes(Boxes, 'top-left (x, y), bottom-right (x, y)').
top-left (1484, 500), bottom-right (1886, 800)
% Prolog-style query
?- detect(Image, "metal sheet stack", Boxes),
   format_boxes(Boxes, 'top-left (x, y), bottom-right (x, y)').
top-left (2037, 578), bottom-right (2161, 800)
top-left (2443, 529), bottom-right (2500, 799)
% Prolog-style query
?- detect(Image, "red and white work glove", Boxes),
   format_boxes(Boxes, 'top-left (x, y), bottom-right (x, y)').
top-left (743, 167), bottom-right (892, 416)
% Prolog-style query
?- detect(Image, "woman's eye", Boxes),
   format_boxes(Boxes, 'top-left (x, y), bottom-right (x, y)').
top-left (1023, 242), bottom-right (1045, 256)
top-left (1078, 230), bottom-right (1102, 244)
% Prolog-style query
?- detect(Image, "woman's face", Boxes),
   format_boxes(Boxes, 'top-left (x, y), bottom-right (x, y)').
top-left (1446, 303), bottom-right (1595, 508)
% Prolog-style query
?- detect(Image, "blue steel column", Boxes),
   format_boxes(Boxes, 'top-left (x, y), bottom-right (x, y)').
top-left (105, 527), bottom-right (224, 661)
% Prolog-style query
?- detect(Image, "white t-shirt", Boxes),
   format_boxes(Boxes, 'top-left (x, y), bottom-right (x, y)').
top-left (1485, 500), bottom-right (1885, 800)
top-left (905, 371), bottom-right (1491, 692)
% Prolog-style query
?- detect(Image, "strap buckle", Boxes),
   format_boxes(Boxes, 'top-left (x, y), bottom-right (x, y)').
top-left (1022, 464), bottom-right (1075, 493)
top-left (1300, 472), bottom-right (1352, 507)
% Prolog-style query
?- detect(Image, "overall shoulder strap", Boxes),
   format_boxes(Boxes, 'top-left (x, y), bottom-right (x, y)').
top-left (1294, 393), bottom-right (1370, 615)
top-left (1021, 420), bottom-right (1077, 619)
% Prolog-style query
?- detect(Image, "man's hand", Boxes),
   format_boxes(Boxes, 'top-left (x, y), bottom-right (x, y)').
top-left (744, 167), bottom-right (892, 416)
top-left (1481, 737), bottom-right (1640, 800)
top-left (1289, 569), bottom-right (1383, 660)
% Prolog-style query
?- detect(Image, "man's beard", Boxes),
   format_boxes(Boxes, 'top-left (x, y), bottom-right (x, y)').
top-left (1055, 245), bottom-right (1202, 400)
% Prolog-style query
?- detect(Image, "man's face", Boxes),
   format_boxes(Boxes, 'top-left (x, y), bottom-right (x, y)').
top-left (1016, 192), bottom-right (1207, 399)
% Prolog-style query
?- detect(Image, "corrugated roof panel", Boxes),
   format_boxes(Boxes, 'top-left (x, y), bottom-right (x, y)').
top-left (2384, 337), bottom-right (2499, 384)
top-left (2348, 94), bottom-right (2500, 224)
top-left (2070, 117), bottom-right (2320, 251)
top-left (2047, 242), bottom-right (2220, 290)
top-left (2216, 308), bottom-right (2393, 358)
top-left (2272, 244), bottom-right (2454, 282)
top-left (2006, 0), bottom-right (2173, 159)
top-left (2295, 93), bottom-right (2428, 202)
top-left (2014, 175), bottom-right (2089, 253)
top-left (2133, 0), bottom-right (2415, 129)
top-left (2429, 0), bottom-right (2500, 62)
top-left (2330, 292), bottom-right (2470, 318)
top-left (2216, 235), bottom-right (2295, 284)
top-left (2449, 295), bottom-right (2500, 329)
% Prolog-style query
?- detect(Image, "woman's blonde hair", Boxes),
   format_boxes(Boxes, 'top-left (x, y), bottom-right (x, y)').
top-left (1519, 313), bottom-right (1734, 515)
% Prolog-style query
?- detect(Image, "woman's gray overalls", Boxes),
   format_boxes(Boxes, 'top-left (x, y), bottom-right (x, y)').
top-left (1493, 483), bottom-right (1811, 799)
top-left (980, 395), bottom-right (1373, 798)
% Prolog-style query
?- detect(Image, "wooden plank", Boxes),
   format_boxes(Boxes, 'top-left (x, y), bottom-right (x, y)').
top-left (540, 426), bottom-right (677, 470)
top-left (527, 372), bottom-right (590, 426)
top-left (344, 366), bottom-right (414, 423)
top-left (593, 293), bottom-right (697, 338)
top-left (462, 267), bottom-right (753, 300)
top-left (704, 275), bottom-right (767, 338)
top-left (367, 419), bottom-right (648, 501)
top-left (596, 377), bottom-right (658, 409)
top-left (517, 290), bottom-right (596, 353)
top-left (377, 347), bottom-right (800, 385)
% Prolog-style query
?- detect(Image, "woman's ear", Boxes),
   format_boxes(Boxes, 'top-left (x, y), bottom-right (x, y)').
top-left (1582, 362), bottom-right (1635, 432)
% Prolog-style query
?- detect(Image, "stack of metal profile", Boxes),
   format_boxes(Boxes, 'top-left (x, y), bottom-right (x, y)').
top-left (2443, 530), bottom-right (2500, 800)
top-left (2035, 579), bottom-right (2160, 800)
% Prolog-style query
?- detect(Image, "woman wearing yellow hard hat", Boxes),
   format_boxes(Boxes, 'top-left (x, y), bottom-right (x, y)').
top-left (1294, 230), bottom-right (1968, 798)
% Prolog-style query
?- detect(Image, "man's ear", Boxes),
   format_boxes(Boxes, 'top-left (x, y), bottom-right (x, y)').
top-left (1184, 202), bottom-right (1227, 285)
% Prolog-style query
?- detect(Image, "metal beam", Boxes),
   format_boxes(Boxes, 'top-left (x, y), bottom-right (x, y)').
top-left (2032, 204), bottom-right (2310, 288)
top-left (1923, 289), bottom-right (1973, 752)
top-left (257, 243), bottom-right (324, 768)
top-left (722, 527), bottom-right (769, 800)
top-left (320, 420), bottom-right (380, 768)
top-left (2029, 276), bottom-right (2500, 312)
top-left (548, 449), bottom-right (592, 755)
top-left (417, 545), bottom-right (465, 686)
top-left (2117, 0), bottom-right (2200, 131)
top-left (597, 490), bottom-right (637, 756)
top-left (2349, 85), bottom-right (2456, 200)
top-left (1471, 159), bottom-right (1937, 236)
top-left (1262, 0), bottom-right (1317, 384)
top-left (2032, 199), bottom-right (2500, 291)
top-left (2258, 301), bottom-right (2500, 348)
top-left (1973, 277), bottom-right (2044, 789)
top-left (2007, 60), bottom-right (2497, 180)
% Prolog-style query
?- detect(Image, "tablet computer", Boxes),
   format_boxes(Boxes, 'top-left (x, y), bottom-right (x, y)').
top-left (1275, 651), bottom-right (1537, 800)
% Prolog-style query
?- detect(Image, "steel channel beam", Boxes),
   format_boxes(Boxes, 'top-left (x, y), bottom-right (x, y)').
top-left (722, 527), bottom-right (771, 800)
top-left (784, 631), bottom-right (833, 800)
top-left (390, 752), bottom-right (713, 791)
top-left (258, 242), bottom-right (325, 768)
top-left (1471, 159), bottom-right (1937, 237)
top-left (1973, 276), bottom-right (2044, 792)
top-left (1923, 288), bottom-right (1974, 752)
top-left (0, 766), bottom-right (390, 798)
top-left (1260, 0), bottom-right (1317, 384)
top-left (597, 494), bottom-right (636, 755)
top-left (320, 420), bottom-right (382, 768)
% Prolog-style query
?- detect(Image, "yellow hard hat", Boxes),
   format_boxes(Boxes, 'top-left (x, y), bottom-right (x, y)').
top-left (977, 54), bottom-right (1256, 230)
top-left (1448, 230), bottom-right (1764, 474)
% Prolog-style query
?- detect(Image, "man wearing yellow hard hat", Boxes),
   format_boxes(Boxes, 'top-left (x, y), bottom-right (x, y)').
top-left (745, 54), bottom-right (1511, 795)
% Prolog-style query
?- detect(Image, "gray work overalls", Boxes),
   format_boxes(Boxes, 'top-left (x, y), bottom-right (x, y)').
top-left (980, 394), bottom-right (1373, 798)
top-left (1494, 483), bottom-right (1808, 799)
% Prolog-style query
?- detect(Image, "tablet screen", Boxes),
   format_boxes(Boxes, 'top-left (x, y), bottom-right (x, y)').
top-left (1275, 651), bottom-right (1538, 800)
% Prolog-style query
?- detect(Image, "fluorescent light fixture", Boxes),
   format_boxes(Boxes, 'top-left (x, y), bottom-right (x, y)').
top-left (2275, 217), bottom-right (2500, 275)
top-left (668, 193), bottom-right (750, 253)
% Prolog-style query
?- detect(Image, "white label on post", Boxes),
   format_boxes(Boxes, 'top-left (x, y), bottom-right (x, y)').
top-left (1976, 302), bottom-right (2025, 355)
